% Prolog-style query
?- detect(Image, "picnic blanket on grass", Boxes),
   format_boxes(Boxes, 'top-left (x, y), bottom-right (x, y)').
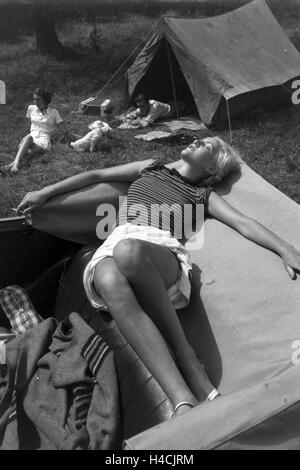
top-left (157, 117), bottom-right (207, 132)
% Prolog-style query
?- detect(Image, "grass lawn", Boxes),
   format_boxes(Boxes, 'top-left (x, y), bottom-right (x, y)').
top-left (0, 0), bottom-right (299, 218)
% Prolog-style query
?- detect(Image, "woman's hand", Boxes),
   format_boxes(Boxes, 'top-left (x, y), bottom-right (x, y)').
top-left (16, 190), bottom-right (48, 215)
top-left (281, 244), bottom-right (300, 280)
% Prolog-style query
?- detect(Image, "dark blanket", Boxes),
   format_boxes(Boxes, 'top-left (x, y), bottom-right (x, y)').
top-left (0, 312), bottom-right (121, 450)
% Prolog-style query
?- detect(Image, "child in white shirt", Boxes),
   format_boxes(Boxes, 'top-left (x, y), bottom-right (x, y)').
top-left (117, 94), bottom-right (175, 129)
top-left (1, 88), bottom-right (70, 174)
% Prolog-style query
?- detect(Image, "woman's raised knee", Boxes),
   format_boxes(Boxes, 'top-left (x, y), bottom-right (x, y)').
top-left (113, 239), bottom-right (147, 276)
top-left (94, 262), bottom-right (125, 298)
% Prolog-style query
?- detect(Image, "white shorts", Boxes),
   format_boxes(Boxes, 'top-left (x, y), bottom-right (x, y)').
top-left (29, 131), bottom-right (51, 151)
top-left (83, 223), bottom-right (193, 311)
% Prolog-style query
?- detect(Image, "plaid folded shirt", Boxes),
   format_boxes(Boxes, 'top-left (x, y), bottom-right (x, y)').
top-left (0, 285), bottom-right (42, 335)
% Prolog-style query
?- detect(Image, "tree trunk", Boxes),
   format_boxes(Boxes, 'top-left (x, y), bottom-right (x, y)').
top-left (33, 0), bottom-right (62, 54)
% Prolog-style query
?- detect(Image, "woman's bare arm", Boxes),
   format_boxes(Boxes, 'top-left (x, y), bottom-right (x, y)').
top-left (207, 191), bottom-right (300, 279)
top-left (165, 160), bottom-right (183, 170)
top-left (17, 158), bottom-right (155, 215)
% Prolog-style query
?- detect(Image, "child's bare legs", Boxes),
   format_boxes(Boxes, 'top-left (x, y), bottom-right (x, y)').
top-left (11, 136), bottom-right (46, 172)
top-left (90, 138), bottom-right (99, 153)
top-left (93, 239), bottom-right (217, 415)
top-left (1, 135), bottom-right (45, 174)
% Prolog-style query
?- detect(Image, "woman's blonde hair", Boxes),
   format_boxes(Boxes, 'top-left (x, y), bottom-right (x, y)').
top-left (203, 137), bottom-right (242, 186)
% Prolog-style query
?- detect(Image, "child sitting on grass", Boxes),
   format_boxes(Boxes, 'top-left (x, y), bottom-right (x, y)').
top-left (117, 93), bottom-right (175, 129)
top-left (0, 88), bottom-right (71, 175)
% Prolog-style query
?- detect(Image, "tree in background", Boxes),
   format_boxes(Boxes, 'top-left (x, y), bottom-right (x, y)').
top-left (33, 0), bottom-right (63, 54)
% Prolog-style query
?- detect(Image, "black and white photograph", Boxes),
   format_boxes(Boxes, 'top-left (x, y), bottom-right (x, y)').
top-left (0, 0), bottom-right (300, 453)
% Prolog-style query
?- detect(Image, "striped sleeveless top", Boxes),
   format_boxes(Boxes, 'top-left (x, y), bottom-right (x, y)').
top-left (117, 160), bottom-right (213, 242)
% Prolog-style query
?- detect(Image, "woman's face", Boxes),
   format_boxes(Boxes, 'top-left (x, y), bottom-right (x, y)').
top-left (33, 93), bottom-right (46, 110)
top-left (181, 137), bottom-right (221, 173)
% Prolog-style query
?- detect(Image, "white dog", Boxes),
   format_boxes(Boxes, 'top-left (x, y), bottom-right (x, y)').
top-left (70, 120), bottom-right (112, 153)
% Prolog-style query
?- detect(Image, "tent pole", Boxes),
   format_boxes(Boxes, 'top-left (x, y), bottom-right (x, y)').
top-left (166, 40), bottom-right (179, 119)
top-left (225, 97), bottom-right (233, 145)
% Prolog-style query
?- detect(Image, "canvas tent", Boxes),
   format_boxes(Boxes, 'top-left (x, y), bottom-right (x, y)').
top-left (125, 0), bottom-right (300, 125)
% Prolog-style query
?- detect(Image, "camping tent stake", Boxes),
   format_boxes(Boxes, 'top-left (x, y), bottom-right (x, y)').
top-left (166, 40), bottom-right (179, 119)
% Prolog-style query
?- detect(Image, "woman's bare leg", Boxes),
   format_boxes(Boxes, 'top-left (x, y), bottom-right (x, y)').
top-left (112, 239), bottom-right (217, 402)
top-left (94, 256), bottom-right (198, 415)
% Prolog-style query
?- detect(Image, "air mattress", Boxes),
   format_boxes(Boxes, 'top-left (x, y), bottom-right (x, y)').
top-left (32, 163), bottom-right (300, 449)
